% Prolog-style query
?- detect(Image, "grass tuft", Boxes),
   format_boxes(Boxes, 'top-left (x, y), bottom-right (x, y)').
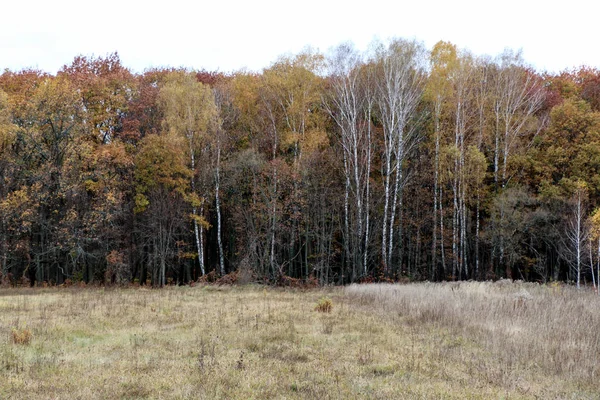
top-left (11, 326), bottom-right (32, 345)
top-left (314, 296), bottom-right (332, 313)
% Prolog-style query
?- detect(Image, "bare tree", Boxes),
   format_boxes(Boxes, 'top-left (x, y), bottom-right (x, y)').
top-left (213, 85), bottom-right (233, 276)
top-left (373, 38), bottom-right (426, 274)
top-left (589, 208), bottom-right (600, 294)
top-left (562, 182), bottom-right (589, 289)
top-left (490, 51), bottom-right (545, 274)
top-left (324, 43), bottom-right (373, 279)
top-left (492, 51), bottom-right (545, 188)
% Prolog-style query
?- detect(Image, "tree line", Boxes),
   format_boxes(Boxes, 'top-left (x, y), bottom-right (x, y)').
top-left (2, 39), bottom-right (600, 287)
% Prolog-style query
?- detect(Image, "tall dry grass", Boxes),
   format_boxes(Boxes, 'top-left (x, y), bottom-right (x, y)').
top-left (0, 283), bottom-right (597, 399)
top-left (346, 281), bottom-right (600, 388)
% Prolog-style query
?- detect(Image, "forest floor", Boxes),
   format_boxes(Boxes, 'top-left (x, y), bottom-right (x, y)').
top-left (0, 281), bottom-right (598, 399)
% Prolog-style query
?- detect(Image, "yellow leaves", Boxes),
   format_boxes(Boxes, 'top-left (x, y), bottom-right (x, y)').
top-left (134, 133), bottom-right (192, 212)
top-left (158, 71), bottom-right (217, 141)
top-left (84, 179), bottom-right (99, 194)
top-left (262, 51), bottom-right (324, 135)
top-left (64, 209), bottom-right (79, 223)
top-left (439, 144), bottom-right (458, 180)
top-left (179, 251), bottom-right (198, 260)
top-left (426, 41), bottom-right (458, 102)
top-left (0, 184), bottom-right (39, 233)
top-left (105, 190), bottom-right (119, 206)
top-left (134, 193), bottom-right (149, 214)
top-left (589, 208), bottom-right (600, 240)
top-left (430, 41), bottom-right (459, 71)
top-left (0, 122), bottom-right (15, 154)
top-left (231, 74), bottom-right (260, 114)
top-left (0, 89), bottom-right (16, 153)
top-left (31, 76), bottom-right (80, 122)
top-left (549, 98), bottom-right (595, 142)
top-left (98, 141), bottom-right (134, 168)
top-left (0, 186), bottom-right (31, 212)
top-left (135, 133), bottom-right (190, 191)
top-left (281, 131), bottom-right (299, 151)
top-left (185, 192), bottom-right (203, 208)
top-left (302, 129), bottom-right (329, 153)
top-left (465, 145), bottom-right (487, 188)
top-left (190, 213), bottom-right (211, 229)
top-left (557, 177), bottom-right (589, 198)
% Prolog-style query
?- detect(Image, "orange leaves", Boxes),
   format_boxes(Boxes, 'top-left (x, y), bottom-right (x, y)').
top-left (0, 184), bottom-right (39, 235)
top-left (59, 53), bottom-right (135, 144)
top-left (302, 129), bottom-right (329, 153)
top-left (106, 249), bottom-right (125, 267)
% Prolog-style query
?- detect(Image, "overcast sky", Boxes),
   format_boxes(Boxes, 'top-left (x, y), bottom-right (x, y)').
top-left (1, 0), bottom-right (596, 74)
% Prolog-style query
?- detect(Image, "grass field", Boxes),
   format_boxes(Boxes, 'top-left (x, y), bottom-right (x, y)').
top-left (0, 282), bottom-right (598, 399)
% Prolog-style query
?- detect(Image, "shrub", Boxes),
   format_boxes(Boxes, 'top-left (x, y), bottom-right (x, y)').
top-left (314, 297), bottom-right (333, 313)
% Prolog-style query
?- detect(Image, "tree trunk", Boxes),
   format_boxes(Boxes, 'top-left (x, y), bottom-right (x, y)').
top-left (363, 107), bottom-right (372, 276)
top-left (382, 152), bottom-right (392, 274)
top-left (199, 203), bottom-right (205, 275)
top-left (215, 145), bottom-right (225, 276)
top-left (343, 152), bottom-right (351, 281)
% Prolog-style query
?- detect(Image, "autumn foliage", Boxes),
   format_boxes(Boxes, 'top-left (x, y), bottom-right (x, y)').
top-left (2, 45), bottom-right (600, 287)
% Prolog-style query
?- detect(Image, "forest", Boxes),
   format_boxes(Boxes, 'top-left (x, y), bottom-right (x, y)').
top-left (2, 39), bottom-right (600, 287)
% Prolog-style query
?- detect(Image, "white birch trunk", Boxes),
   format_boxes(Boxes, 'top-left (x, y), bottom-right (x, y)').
top-left (382, 155), bottom-right (391, 272)
top-left (215, 144), bottom-right (224, 276)
top-left (199, 203), bottom-right (205, 276)
top-left (343, 152), bottom-right (352, 280)
top-left (597, 238), bottom-right (600, 295)
top-left (576, 195), bottom-right (582, 289)
top-left (363, 104), bottom-right (373, 276)
top-left (189, 140), bottom-right (205, 276)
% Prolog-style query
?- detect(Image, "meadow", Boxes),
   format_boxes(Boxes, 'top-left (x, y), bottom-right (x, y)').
top-left (0, 281), bottom-right (598, 399)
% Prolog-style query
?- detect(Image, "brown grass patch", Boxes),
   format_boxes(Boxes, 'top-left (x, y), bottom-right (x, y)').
top-left (11, 327), bottom-right (32, 345)
top-left (346, 281), bottom-right (600, 395)
top-left (314, 296), bottom-right (333, 313)
top-left (0, 282), bottom-right (596, 398)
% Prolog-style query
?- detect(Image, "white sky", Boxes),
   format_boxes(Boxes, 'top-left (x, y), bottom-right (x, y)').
top-left (1, 0), bottom-right (596, 75)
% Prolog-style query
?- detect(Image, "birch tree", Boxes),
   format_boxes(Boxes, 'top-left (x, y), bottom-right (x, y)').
top-left (562, 181), bottom-right (589, 289)
top-left (426, 41), bottom-right (458, 279)
top-left (491, 51), bottom-right (545, 273)
top-left (589, 208), bottom-right (600, 294)
top-left (374, 38), bottom-right (426, 274)
top-left (472, 56), bottom-right (494, 278)
top-left (492, 51), bottom-right (545, 188)
top-left (213, 84), bottom-right (234, 276)
top-left (260, 51), bottom-right (324, 277)
top-left (158, 72), bottom-right (217, 276)
top-left (324, 43), bottom-right (373, 279)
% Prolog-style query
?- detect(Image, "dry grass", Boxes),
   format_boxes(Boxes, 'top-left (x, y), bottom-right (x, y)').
top-left (0, 282), bottom-right (597, 399)
top-left (314, 296), bottom-right (333, 313)
top-left (346, 281), bottom-right (600, 398)
top-left (11, 326), bottom-right (33, 345)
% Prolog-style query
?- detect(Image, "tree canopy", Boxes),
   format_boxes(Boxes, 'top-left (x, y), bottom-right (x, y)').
top-left (1, 45), bottom-right (600, 287)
